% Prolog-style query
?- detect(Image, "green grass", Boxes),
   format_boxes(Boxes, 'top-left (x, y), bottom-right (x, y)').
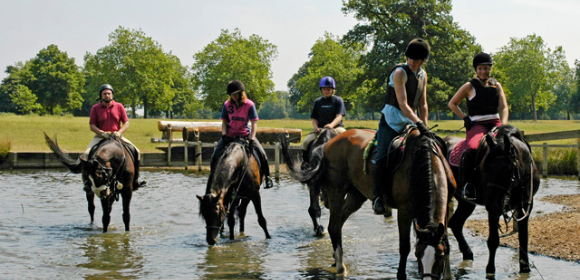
top-left (1, 114), bottom-right (579, 154)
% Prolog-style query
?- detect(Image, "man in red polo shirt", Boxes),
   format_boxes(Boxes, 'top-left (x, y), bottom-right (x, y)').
top-left (80, 84), bottom-right (145, 191)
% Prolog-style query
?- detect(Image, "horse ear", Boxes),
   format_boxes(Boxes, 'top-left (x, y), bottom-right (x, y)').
top-left (486, 133), bottom-right (498, 149)
top-left (196, 195), bottom-right (203, 201)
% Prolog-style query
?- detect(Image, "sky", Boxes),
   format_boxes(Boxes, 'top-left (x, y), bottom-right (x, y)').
top-left (1, 0), bottom-right (578, 92)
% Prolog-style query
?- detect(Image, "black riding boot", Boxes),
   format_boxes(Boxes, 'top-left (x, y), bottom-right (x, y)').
top-left (461, 152), bottom-right (476, 201)
top-left (133, 155), bottom-right (146, 190)
top-left (371, 158), bottom-right (387, 214)
top-left (301, 149), bottom-right (310, 170)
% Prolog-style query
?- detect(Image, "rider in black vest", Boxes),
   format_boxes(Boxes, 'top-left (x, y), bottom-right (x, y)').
top-left (448, 52), bottom-right (509, 200)
top-left (372, 38), bottom-right (434, 215)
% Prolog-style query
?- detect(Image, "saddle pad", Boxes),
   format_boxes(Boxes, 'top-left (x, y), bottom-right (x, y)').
top-left (449, 139), bottom-right (467, 167)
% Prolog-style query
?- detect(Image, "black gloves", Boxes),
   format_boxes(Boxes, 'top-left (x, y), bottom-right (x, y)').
top-left (415, 121), bottom-right (430, 135)
top-left (247, 138), bottom-right (255, 150)
top-left (463, 116), bottom-right (473, 130)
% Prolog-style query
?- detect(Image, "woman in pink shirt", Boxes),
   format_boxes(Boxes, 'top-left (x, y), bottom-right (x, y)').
top-left (208, 80), bottom-right (273, 189)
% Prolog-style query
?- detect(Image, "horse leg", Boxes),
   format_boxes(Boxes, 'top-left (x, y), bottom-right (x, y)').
top-left (308, 185), bottom-right (324, 236)
top-left (449, 199), bottom-right (476, 260)
top-left (517, 209), bottom-right (532, 273)
top-left (86, 192), bottom-right (95, 224)
top-left (228, 207), bottom-right (236, 240)
top-left (121, 190), bottom-right (132, 232)
top-left (250, 193), bottom-right (271, 239)
top-left (238, 198), bottom-right (251, 234)
top-left (100, 198), bottom-right (113, 233)
top-left (397, 209), bottom-right (412, 280)
top-left (327, 204), bottom-right (347, 276)
top-left (486, 213), bottom-right (501, 275)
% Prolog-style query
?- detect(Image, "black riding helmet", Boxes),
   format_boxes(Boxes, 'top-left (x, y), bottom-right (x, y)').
top-left (226, 80), bottom-right (245, 95)
top-left (473, 52), bottom-right (493, 69)
top-left (405, 38), bottom-right (430, 60)
top-left (97, 84), bottom-right (114, 101)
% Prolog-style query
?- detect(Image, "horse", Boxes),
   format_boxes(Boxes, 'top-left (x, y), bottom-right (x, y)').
top-left (444, 124), bottom-right (540, 275)
top-left (281, 128), bottom-right (456, 279)
top-left (197, 138), bottom-right (271, 245)
top-left (301, 128), bottom-right (339, 236)
top-left (44, 133), bottom-right (138, 232)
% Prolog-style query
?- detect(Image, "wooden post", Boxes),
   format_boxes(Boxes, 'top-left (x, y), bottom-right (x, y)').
top-left (197, 141), bottom-right (202, 171)
top-left (167, 124), bottom-right (172, 166)
top-left (275, 142), bottom-right (280, 180)
top-left (184, 128), bottom-right (188, 170)
top-left (577, 138), bottom-right (580, 180)
top-left (542, 142), bottom-right (548, 178)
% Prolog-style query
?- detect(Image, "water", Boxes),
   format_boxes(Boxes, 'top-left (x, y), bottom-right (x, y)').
top-left (0, 169), bottom-right (579, 279)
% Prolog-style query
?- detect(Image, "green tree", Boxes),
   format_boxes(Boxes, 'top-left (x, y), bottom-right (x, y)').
top-left (259, 90), bottom-right (290, 119)
top-left (494, 34), bottom-right (565, 120)
top-left (192, 28), bottom-right (278, 111)
top-left (0, 63), bottom-right (30, 113)
top-left (84, 26), bottom-right (188, 118)
top-left (342, 0), bottom-right (480, 119)
top-left (26, 44), bottom-right (84, 115)
top-left (10, 85), bottom-right (41, 114)
top-left (288, 33), bottom-right (366, 116)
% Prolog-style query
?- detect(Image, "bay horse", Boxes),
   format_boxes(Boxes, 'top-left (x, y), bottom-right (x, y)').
top-left (44, 133), bottom-right (138, 232)
top-left (281, 129), bottom-right (456, 279)
top-left (301, 128), bottom-right (339, 236)
top-left (197, 138), bottom-right (271, 245)
top-left (444, 124), bottom-right (540, 275)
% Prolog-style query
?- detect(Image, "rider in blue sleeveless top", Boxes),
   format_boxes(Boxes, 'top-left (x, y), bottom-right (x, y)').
top-left (372, 39), bottom-right (433, 215)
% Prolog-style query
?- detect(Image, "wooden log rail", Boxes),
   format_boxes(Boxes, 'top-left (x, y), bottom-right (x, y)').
top-left (524, 129), bottom-right (580, 180)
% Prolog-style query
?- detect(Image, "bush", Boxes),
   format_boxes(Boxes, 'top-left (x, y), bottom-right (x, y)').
top-left (0, 140), bottom-right (10, 163)
top-left (533, 148), bottom-right (578, 176)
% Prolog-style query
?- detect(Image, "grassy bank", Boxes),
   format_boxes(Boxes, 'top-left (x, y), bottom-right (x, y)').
top-left (1, 114), bottom-right (578, 174)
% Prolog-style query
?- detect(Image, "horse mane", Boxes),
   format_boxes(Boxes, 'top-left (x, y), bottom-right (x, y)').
top-left (208, 141), bottom-right (245, 194)
top-left (409, 136), bottom-right (435, 229)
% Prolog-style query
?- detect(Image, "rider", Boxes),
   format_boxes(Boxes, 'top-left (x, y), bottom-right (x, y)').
top-left (208, 80), bottom-right (273, 189)
top-left (300, 76), bottom-right (346, 167)
top-left (448, 52), bottom-right (508, 200)
top-left (372, 38), bottom-right (432, 215)
top-left (81, 84), bottom-right (146, 192)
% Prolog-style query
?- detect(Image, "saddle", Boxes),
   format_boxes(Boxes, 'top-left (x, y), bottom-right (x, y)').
top-left (363, 124), bottom-right (416, 175)
top-left (448, 127), bottom-right (499, 169)
top-left (89, 137), bottom-right (136, 164)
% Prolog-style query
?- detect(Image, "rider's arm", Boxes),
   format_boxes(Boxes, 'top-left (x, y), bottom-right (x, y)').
top-left (250, 120), bottom-right (257, 140)
top-left (312, 119), bottom-right (320, 133)
top-left (497, 82), bottom-right (509, 124)
top-left (90, 124), bottom-right (108, 137)
top-left (221, 121), bottom-right (227, 136)
top-left (324, 114), bottom-right (343, 129)
top-left (448, 82), bottom-right (472, 119)
top-left (417, 72), bottom-right (429, 126)
top-left (393, 68), bottom-right (422, 124)
top-left (117, 121), bottom-right (129, 136)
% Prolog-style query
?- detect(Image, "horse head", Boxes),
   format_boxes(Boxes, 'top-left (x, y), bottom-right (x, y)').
top-left (483, 128), bottom-right (519, 212)
top-left (197, 191), bottom-right (226, 245)
top-left (85, 139), bottom-right (127, 199)
top-left (414, 222), bottom-right (447, 280)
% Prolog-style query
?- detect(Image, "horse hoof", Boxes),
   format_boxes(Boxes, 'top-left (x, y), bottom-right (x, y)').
top-left (314, 226), bottom-right (325, 237)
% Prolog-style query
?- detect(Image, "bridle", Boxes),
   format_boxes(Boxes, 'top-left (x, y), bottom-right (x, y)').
top-left (414, 221), bottom-right (447, 280)
top-left (88, 138), bottom-right (126, 200)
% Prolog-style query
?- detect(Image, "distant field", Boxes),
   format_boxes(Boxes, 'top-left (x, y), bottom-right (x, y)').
top-left (1, 114), bottom-right (579, 153)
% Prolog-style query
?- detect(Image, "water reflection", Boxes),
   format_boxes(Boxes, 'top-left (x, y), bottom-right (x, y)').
top-left (78, 233), bottom-right (144, 279)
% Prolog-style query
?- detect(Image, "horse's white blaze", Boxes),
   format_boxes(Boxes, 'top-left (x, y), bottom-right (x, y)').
top-left (421, 245), bottom-right (436, 279)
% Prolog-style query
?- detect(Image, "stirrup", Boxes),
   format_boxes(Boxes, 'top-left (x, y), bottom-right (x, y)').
top-left (372, 197), bottom-right (386, 215)
top-left (462, 183), bottom-right (476, 201)
top-left (264, 176), bottom-right (274, 189)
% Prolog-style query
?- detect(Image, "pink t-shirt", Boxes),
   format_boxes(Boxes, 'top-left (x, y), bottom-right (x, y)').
top-left (220, 99), bottom-right (258, 137)
top-left (89, 101), bottom-right (129, 132)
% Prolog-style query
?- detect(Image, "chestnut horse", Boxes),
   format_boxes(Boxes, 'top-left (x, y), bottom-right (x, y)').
top-left (281, 129), bottom-right (456, 279)
top-left (197, 138), bottom-right (271, 245)
top-left (44, 133), bottom-right (138, 232)
top-left (444, 124), bottom-right (540, 275)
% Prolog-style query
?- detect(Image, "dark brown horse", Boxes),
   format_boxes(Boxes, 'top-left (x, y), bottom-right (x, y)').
top-left (281, 129), bottom-right (456, 279)
top-left (197, 138), bottom-right (271, 245)
top-left (44, 133), bottom-right (138, 232)
top-left (301, 128), bottom-right (339, 236)
top-left (444, 124), bottom-right (540, 275)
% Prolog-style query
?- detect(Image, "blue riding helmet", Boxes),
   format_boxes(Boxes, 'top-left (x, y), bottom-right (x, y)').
top-left (319, 76), bottom-right (336, 89)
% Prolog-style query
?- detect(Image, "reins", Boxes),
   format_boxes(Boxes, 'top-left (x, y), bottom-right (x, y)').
top-left (89, 137), bottom-right (127, 200)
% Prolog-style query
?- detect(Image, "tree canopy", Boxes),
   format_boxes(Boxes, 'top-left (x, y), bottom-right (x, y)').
top-left (192, 28), bottom-right (278, 111)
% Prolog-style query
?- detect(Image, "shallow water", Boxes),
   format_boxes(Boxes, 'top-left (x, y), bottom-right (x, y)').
top-left (0, 169), bottom-right (579, 279)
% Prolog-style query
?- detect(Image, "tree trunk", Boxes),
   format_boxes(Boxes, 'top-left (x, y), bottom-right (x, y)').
top-left (131, 104), bottom-right (137, 119)
top-left (532, 94), bottom-right (538, 121)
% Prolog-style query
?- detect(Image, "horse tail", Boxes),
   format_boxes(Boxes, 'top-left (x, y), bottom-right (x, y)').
top-left (278, 134), bottom-right (325, 185)
top-left (410, 136), bottom-right (435, 228)
top-left (43, 132), bottom-right (83, 174)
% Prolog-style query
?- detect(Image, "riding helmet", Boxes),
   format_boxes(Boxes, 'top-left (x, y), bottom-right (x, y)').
top-left (319, 76), bottom-right (336, 89)
top-left (99, 84), bottom-right (114, 94)
top-left (472, 52), bottom-right (493, 69)
top-left (226, 80), bottom-right (245, 95)
top-left (405, 38), bottom-right (430, 60)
